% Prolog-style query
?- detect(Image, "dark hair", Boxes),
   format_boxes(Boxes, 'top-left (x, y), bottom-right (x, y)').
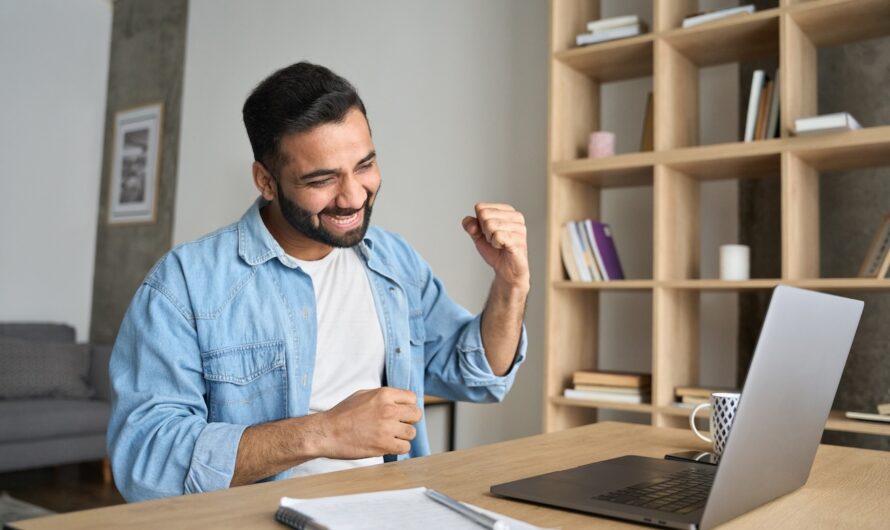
top-left (242, 61), bottom-right (367, 174)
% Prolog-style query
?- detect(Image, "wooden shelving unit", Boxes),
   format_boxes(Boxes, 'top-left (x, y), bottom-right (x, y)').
top-left (545, 0), bottom-right (890, 438)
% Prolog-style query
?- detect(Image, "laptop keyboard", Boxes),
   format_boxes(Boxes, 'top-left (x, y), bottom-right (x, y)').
top-left (594, 467), bottom-right (714, 515)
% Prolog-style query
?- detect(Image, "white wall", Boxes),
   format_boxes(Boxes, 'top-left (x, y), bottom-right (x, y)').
top-left (174, 0), bottom-right (549, 450)
top-left (0, 0), bottom-right (112, 341)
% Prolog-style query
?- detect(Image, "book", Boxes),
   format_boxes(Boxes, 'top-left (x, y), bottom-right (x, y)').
top-left (559, 224), bottom-right (582, 281)
top-left (586, 15), bottom-right (640, 32)
top-left (589, 221), bottom-right (625, 280)
top-left (743, 70), bottom-right (766, 142)
top-left (755, 80), bottom-right (772, 140)
top-left (858, 213), bottom-right (890, 278)
top-left (794, 112), bottom-right (862, 135)
top-left (675, 386), bottom-right (737, 398)
top-left (583, 220), bottom-right (607, 281)
top-left (575, 384), bottom-right (650, 394)
top-left (765, 69), bottom-right (781, 139)
top-left (577, 221), bottom-right (604, 281)
top-left (682, 5), bottom-right (755, 28)
top-left (564, 388), bottom-right (650, 404)
top-left (566, 221), bottom-right (592, 282)
top-left (573, 370), bottom-right (651, 388)
top-left (277, 487), bottom-right (542, 529)
top-left (576, 23), bottom-right (643, 46)
top-left (844, 411), bottom-right (890, 424)
top-left (640, 92), bottom-right (654, 151)
top-left (878, 403), bottom-right (890, 415)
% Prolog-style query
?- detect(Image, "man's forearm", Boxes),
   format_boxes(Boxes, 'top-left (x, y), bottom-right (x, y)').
top-left (480, 279), bottom-right (528, 376)
top-left (229, 414), bottom-right (325, 487)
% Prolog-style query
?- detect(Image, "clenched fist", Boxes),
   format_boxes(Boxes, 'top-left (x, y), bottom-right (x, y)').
top-left (462, 203), bottom-right (530, 291)
top-left (317, 387), bottom-right (422, 459)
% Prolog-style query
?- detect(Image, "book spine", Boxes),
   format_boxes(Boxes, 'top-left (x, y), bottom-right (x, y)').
top-left (755, 80), bottom-right (772, 140)
top-left (591, 221), bottom-right (625, 280)
top-left (578, 220), bottom-right (603, 281)
top-left (584, 220), bottom-right (608, 281)
top-left (567, 222), bottom-right (592, 282)
top-left (564, 388), bottom-right (648, 404)
top-left (559, 224), bottom-right (581, 281)
top-left (744, 70), bottom-right (765, 142)
top-left (766, 69), bottom-right (781, 139)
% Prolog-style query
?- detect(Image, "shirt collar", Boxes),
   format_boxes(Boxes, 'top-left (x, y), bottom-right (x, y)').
top-left (237, 196), bottom-right (376, 267)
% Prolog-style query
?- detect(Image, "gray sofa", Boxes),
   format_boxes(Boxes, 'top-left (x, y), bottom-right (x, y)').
top-left (0, 323), bottom-right (112, 473)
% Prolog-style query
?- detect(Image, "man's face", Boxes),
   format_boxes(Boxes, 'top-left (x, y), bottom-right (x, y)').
top-left (268, 107), bottom-right (380, 248)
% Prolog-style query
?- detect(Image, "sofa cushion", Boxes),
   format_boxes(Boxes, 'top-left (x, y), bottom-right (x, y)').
top-left (0, 399), bottom-right (111, 443)
top-left (0, 338), bottom-right (94, 399)
top-left (0, 323), bottom-right (76, 343)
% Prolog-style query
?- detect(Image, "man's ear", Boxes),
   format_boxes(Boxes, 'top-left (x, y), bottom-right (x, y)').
top-left (252, 161), bottom-right (276, 201)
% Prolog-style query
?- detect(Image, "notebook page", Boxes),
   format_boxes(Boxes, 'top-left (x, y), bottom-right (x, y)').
top-left (280, 487), bottom-right (546, 530)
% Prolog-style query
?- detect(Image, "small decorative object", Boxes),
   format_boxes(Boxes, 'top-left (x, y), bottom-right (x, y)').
top-left (720, 244), bottom-right (750, 281)
top-left (587, 131), bottom-right (615, 158)
top-left (858, 213), bottom-right (890, 278)
top-left (108, 102), bottom-right (164, 224)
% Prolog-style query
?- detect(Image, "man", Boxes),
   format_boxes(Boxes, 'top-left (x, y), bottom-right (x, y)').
top-left (107, 62), bottom-right (529, 502)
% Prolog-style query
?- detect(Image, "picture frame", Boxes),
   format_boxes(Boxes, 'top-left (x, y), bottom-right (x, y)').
top-left (108, 102), bottom-right (164, 224)
top-left (858, 213), bottom-right (890, 278)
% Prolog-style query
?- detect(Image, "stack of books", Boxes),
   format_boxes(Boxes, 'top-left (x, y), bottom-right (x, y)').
top-left (576, 15), bottom-right (647, 47)
top-left (794, 112), bottom-right (862, 135)
top-left (564, 371), bottom-right (651, 404)
top-left (674, 386), bottom-right (738, 408)
top-left (559, 219), bottom-right (625, 282)
top-left (743, 69), bottom-right (781, 142)
top-left (682, 4), bottom-right (755, 28)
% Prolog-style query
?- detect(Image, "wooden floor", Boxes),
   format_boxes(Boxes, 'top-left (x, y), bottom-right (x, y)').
top-left (0, 461), bottom-right (124, 514)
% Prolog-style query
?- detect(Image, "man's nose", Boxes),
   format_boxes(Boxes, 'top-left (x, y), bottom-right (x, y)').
top-left (335, 173), bottom-right (366, 209)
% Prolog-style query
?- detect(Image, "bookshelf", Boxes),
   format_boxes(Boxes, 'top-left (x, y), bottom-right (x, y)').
top-left (545, 0), bottom-right (890, 437)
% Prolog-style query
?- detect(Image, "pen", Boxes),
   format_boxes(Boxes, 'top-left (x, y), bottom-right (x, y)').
top-left (424, 488), bottom-right (510, 530)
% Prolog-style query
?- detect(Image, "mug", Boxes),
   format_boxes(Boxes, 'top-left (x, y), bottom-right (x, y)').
top-left (689, 392), bottom-right (741, 457)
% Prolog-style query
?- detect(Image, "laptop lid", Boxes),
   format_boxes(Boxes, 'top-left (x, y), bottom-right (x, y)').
top-left (699, 286), bottom-right (863, 529)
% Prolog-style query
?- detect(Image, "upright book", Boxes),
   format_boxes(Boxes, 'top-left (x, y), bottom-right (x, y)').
top-left (743, 70), bottom-right (766, 142)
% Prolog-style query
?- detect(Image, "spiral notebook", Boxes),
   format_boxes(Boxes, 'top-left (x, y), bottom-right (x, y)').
top-left (276, 487), bottom-right (544, 530)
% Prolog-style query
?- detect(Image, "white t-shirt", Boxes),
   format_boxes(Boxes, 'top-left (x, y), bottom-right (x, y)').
top-left (288, 247), bottom-right (386, 477)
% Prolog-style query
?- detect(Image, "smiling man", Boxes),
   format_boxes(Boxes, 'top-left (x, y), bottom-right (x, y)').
top-left (107, 62), bottom-right (529, 502)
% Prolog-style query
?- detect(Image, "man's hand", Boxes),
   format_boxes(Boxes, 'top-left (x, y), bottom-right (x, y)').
top-left (462, 203), bottom-right (530, 291)
top-left (316, 388), bottom-right (422, 459)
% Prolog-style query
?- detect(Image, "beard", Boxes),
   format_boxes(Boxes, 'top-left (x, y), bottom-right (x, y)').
top-left (275, 180), bottom-right (375, 248)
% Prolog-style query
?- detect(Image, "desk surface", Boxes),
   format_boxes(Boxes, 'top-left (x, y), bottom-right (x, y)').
top-left (10, 422), bottom-right (890, 529)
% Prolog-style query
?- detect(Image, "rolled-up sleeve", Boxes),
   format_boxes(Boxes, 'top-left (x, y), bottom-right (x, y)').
top-left (416, 259), bottom-right (527, 403)
top-left (107, 283), bottom-right (247, 502)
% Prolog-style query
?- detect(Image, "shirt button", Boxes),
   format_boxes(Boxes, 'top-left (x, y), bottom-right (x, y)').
top-left (395, 347), bottom-right (402, 354)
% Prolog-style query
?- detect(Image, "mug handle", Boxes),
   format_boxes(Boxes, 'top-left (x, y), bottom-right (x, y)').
top-left (690, 403), bottom-right (713, 444)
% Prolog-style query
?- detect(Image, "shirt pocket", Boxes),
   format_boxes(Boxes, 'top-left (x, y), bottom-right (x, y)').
top-left (201, 340), bottom-right (286, 425)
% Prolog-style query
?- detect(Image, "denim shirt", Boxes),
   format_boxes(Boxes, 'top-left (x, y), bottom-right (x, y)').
top-left (107, 198), bottom-right (527, 502)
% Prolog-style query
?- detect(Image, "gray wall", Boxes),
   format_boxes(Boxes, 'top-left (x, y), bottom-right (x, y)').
top-left (739, 32), bottom-right (890, 450)
top-left (89, 0), bottom-right (189, 345)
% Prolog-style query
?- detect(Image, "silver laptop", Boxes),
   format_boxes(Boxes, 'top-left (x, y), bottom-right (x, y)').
top-left (491, 286), bottom-right (863, 529)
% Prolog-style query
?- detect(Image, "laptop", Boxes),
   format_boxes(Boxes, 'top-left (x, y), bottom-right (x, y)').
top-left (491, 286), bottom-right (863, 529)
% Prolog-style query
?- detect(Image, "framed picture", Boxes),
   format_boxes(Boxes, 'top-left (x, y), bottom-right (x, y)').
top-left (108, 103), bottom-right (164, 224)
top-left (858, 213), bottom-right (890, 278)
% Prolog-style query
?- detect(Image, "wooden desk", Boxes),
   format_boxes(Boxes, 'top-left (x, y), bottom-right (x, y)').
top-left (9, 422), bottom-right (890, 529)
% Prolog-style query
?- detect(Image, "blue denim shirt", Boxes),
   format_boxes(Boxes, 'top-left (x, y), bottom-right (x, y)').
top-left (107, 198), bottom-right (527, 502)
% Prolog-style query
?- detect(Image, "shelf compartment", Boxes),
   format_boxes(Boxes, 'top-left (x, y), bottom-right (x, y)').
top-left (789, 0), bottom-right (890, 47)
top-left (789, 126), bottom-right (890, 172)
top-left (552, 153), bottom-right (655, 187)
top-left (554, 34), bottom-right (654, 82)
top-left (661, 8), bottom-right (781, 67)
top-left (552, 280), bottom-right (656, 291)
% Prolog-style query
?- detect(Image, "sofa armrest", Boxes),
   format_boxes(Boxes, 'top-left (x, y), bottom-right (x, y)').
top-left (90, 344), bottom-right (113, 402)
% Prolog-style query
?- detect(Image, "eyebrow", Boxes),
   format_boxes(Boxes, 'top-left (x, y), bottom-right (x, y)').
top-left (298, 150), bottom-right (376, 181)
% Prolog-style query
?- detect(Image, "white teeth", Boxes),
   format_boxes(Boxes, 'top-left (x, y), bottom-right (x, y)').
top-left (327, 213), bottom-right (358, 226)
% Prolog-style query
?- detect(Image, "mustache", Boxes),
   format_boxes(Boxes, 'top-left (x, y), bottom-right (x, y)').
top-left (319, 192), bottom-right (372, 217)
